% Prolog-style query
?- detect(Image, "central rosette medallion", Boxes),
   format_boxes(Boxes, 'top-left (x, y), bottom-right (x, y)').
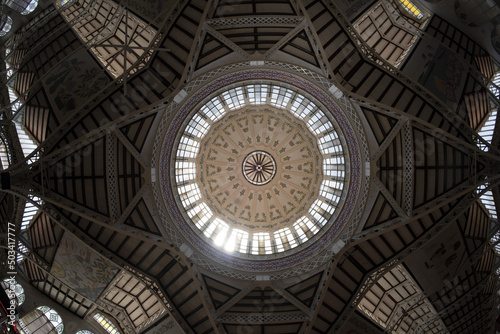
top-left (242, 151), bottom-right (276, 186)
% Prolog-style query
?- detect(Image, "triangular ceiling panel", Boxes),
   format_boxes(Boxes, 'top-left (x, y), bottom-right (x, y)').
top-left (464, 89), bottom-right (488, 130)
top-left (412, 127), bottom-right (479, 209)
top-left (363, 193), bottom-right (400, 230)
top-left (377, 130), bottom-right (404, 208)
top-left (362, 107), bottom-right (399, 145)
top-left (47, 137), bottom-right (109, 216)
top-left (29, 212), bottom-right (64, 264)
top-left (279, 30), bottom-right (319, 67)
top-left (213, 0), bottom-right (297, 17)
top-left (0, 193), bottom-right (13, 223)
top-left (284, 271), bottom-right (323, 308)
top-left (124, 199), bottom-right (161, 236)
top-left (195, 33), bottom-right (233, 71)
top-left (25, 88), bottom-right (53, 144)
top-left (14, 71), bottom-right (35, 95)
top-left (116, 137), bottom-right (144, 215)
top-left (24, 104), bottom-right (50, 144)
top-left (202, 274), bottom-right (241, 310)
top-left (458, 201), bottom-right (490, 255)
top-left (119, 113), bottom-right (156, 153)
top-left (24, 254), bottom-right (46, 282)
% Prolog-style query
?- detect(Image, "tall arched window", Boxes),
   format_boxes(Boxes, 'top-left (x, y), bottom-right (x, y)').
top-left (1, 278), bottom-right (25, 306)
top-left (18, 306), bottom-right (63, 334)
top-left (0, 15), bottom-right (12, 36)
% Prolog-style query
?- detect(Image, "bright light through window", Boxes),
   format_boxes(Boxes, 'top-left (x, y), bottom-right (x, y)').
top-left (37, 306), bottom-right (64, 334)
top-left (21, 0), bottom-right (38, 15)
top-left (399, 0), bottom-right (423, 19)
top-left (2, 278), bottom-right (25, 306)
top-left (0, 15), bottom-right (12, 36)
top-left (174, 83), bottom-right (348, 256)
top-left (93, 313), bottom-right (120, 334)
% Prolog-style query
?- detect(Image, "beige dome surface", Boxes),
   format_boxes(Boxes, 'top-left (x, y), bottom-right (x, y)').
top-left (198, 107), bottom-right (322, 231)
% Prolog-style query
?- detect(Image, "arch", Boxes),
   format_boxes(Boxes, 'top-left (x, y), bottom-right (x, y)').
top-left (93, 313), bottom-right (120, 334)
top-left (1, 278), bottom-right (24, 306)
top-left (0, 15), bottom-right (12, 36)
top-left (37, 306), bottom-right (64, 333)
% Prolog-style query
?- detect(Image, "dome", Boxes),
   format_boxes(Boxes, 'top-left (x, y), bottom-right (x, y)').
top-left (158, 68), bottom-right (362, 272)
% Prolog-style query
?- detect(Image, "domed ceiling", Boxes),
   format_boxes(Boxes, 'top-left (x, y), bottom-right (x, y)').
top-left (157, 69), bottom-right (363, 272)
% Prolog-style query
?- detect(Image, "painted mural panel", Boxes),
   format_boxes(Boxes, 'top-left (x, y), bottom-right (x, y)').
top-left (50, 233), bottom-right (119, 301)
top-left (335, 0), bottom-right (377, 21)
top-left (42, 50), bottom-right (109, 118)
top-left (123, 0), bottom-right (174, 26)
top-left (405, 223), bottom-right (467, 295)
top-left (403, 34), bottom-right (469, 112)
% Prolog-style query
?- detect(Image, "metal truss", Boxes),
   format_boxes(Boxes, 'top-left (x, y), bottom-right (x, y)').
top-left (218, 312), bottom-right (310, 324)
top-left (206, 16), bottom-right (304, 28)
top-left (271, 283), bottom-right (314, 316)
top-left (0, 120), bottom-right (22, 166)
top-left (9, 95), bottom-right (159, 178)
top-left (426, 264), bottom-right (500, 332)
top-left (373, 177), bottom-right (407, 218)
top-left (403, 120), bottom-right (413, 216)
top-left (384, 292), bottom-right (426, 333)
top-left (96, 298), bottom-right (136, 334)
top-left (322, 0), bottom-right (500, 156)
top-left (371, 117), bottom-right (406, 161)
top-left (101, 268), bottom-right (169, 333)
top-left (8, 190), bottom-right (197, 334)
top-left (264, 20), bottom-right (306, 59)
top-left (204, 24), bottom-right (249, 59)
top-left (106, 129), bottom-right (118, 222)
top-left (213, 281), bottom-right (256, 319)
top-left (352, 177), bottom-right (485, 242)
top-left (330, 177), bottom-right (500, 332)
top-left (445, 281), bottom-right (499, 334)
top-left (183, 1), bottom-right (211, 84)
top-left (3, 0), bottom-right (184, 172)
top-left (296, 0), bottom-right (334, 79)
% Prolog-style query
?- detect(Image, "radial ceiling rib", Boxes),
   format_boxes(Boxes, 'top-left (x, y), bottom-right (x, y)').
top-left (362, 193), bottom-right (400, 230)
top-left (202, 274), bottom-right (242, 310)
top-left (284, 271), bottom-right (324, 309)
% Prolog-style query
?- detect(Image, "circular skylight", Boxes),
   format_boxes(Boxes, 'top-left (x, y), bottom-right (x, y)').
top-left (173, 82), bottom-right (348, 257)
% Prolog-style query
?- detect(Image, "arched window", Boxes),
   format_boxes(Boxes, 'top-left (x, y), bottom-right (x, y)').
top-left (76, 331), bottom-right (95, 334)
top-left (0, 15), bottom-right (12, 37)
top-left (1, 278), bottom-right (25, 306)
top-left (18, 306), bottom-right (63, 334)
top-left (20, 0), bottom-right (38, 15)
top-left (37, 306), bottom-right (63, 333)
top-left (93, 313), bottom-right (120, 334)
top-left (59, 0), bottom-right (75, 6)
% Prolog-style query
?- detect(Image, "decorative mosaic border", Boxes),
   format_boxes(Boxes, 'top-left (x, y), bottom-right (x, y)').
top-left (159, 69), bottom-right (361, 272)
